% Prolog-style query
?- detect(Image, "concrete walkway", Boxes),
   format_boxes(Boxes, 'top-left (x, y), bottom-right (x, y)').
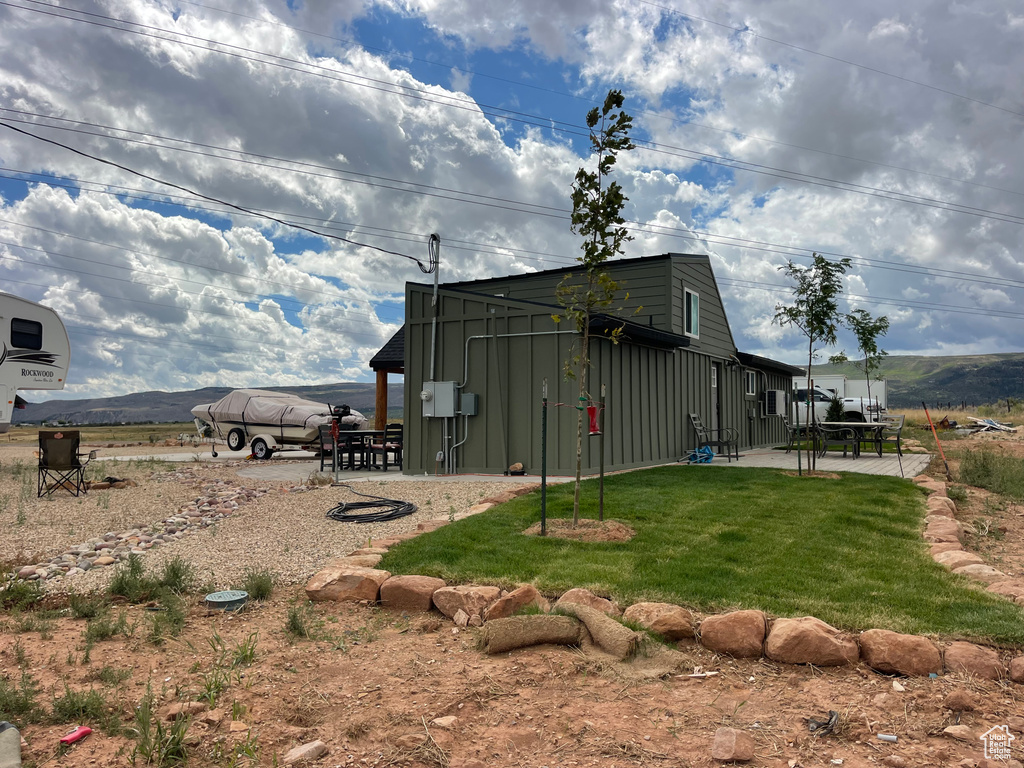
top-left (102, 446), bottom-right (931, 482)
top-left (699, 447), bottom-right (932, 478)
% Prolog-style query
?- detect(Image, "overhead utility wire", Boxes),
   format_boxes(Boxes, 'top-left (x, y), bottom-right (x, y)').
top-left (637, 0), bottom-right (1024, 119)
top-left (0, 237), bottom-right (398, 327)
top-left (4, 5), bottom-right (1020, 226)
top-left (180, 0), bottom-right (1024, 200)
top-left (0, 121), bottom-right (436, 272)
top-left (0, 254), bottom-right (397, 345)
top-left (6, 165), bottom-right (1023, 297)
top-left (7, 109), bottom-right (1022, 228)
top-left (717, 277), bottom-right (1024, 321)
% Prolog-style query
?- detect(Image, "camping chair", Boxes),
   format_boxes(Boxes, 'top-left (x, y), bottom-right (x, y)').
top-left (38, 430), bottom-right (95, 498)
top-left (817, 426), bottom-right (859, 459)
top-left (368, 423), bottom-right (403, 471)
top-left (879, 414), bottom-right (905, 457)
top-left (688, 413), bottom-right (739, 462)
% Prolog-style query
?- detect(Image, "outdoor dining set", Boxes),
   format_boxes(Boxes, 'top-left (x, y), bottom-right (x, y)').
top-left (783, 414), bottom-right (905, 459)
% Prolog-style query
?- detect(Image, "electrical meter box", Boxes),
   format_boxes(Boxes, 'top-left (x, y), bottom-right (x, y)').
top-left (420, 381), bottom-right (457, 418)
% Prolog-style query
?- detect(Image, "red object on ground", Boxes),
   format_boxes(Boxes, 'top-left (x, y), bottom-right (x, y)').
top-left (60, 726), bottom-right (92, 745)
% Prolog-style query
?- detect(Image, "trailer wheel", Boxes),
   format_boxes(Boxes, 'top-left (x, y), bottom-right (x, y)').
top-left (251, 438), bottom-right (273, 460)
top-left (227, 429), bottom-right (246, 451)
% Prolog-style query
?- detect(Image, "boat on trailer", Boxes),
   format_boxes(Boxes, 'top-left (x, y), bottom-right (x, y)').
top-left (191, 389), bottom-right (342, 459)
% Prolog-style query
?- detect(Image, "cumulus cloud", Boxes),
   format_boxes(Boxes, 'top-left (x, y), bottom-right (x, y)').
top-left (1, 0), bottom-right (1021, 402)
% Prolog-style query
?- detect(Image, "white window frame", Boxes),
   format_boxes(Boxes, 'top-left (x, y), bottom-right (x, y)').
top-left (684, 288), bottom-right (699, 338)
top-left (745, 371), bottom-right (757, 396)
top-left (711, 366), bottom-right (717, 388)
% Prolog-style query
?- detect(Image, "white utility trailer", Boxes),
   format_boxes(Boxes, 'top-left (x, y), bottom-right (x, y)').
top-left (0, 292), bottom-right (70, 432)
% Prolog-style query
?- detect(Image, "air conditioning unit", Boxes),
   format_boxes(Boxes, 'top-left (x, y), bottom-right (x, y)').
top-left (763, 390), bottom-right (788, 416)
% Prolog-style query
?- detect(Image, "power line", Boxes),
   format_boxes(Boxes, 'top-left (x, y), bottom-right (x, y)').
top-left (0, 121), bottom-right (439, 272)
top-left (3, 4), bottom-right (1021, 226)
top-left (636, 0), bottom-right (1024, 118)
top-left (178, 0), bottom-right (1024, 201)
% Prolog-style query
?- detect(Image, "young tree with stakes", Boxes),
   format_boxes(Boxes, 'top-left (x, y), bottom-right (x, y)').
top-left (829, 309), bottom-right (890, 408)
top-left (773, 253), bottom-right (851, 469)
top-left (554, 89), bottom-right (635, 527)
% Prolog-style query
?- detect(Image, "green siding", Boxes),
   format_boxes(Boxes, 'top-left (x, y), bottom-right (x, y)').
top-left (400, 254), bottom-right (794, 474)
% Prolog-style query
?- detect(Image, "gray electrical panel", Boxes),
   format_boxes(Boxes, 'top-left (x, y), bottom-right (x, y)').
top-left (420, 381), bottom-right (457, 418)
top-left (460, 393), bottom-right (479, 416)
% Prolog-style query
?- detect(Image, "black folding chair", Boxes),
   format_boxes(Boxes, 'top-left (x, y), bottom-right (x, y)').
top-left (38, 430), bottom-right (95, 497)
top-left (318, 424), bottom-right (335, 472)
top-left (368, 423), bottom-right (403, 471)
top-left (688, 413), bottom-right (739, 462)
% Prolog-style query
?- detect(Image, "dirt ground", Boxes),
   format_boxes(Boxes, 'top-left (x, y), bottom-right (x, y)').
top-left (3, 592), bottom-right (1023, 768)
top-left (3, 436), bottom-right (1024, 767)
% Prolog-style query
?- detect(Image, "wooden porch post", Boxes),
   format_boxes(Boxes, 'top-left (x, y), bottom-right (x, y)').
top-left (375, 369), bottom-right (388, 430)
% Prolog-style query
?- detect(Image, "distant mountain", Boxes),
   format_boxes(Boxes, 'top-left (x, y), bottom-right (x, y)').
top-left (810, 353), bottom-right (1024, 408)
top-left (12, 383), bottom-right (405, 425)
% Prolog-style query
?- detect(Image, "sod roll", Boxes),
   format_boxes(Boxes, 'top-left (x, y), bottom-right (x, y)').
top-left (480, 615), bottom-right (582, 654)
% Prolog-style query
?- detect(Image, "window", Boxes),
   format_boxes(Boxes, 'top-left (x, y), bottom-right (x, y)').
top-left (11, 318), bottom-right (42, 350)
top-left (745, 371), bottom-right (757, 396)
top-left (711, 366), bottom-right (717, 388)
top-left (684, 288), bottom-right (699, 338)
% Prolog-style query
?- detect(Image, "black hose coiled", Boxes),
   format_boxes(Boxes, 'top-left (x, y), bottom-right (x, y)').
top-left (325, 484), bottom-right (417, 523)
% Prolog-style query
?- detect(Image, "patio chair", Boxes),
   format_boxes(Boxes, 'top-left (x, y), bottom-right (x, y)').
top-left (688, 413), bottom-right (739, 462)
top-left (38, 430), bottom-right (95, 498)
top-left (817, 426), bottom-right (859, 459)
top-left (780, 415), bottom-right (805, 454)
top-left (318, 424), bottom-right (336, 472)
top-left (368, 423), bottom-right (403, 471)
top-left (878, 414), bottom-right (905, 457)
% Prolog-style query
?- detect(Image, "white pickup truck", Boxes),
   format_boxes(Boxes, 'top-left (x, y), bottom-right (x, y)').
top-left (791, 385), bottom-right (887, 425)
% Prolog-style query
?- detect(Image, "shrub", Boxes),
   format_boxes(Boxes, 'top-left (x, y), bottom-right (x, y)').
top-left (0, 668), bottom-right (43, 726)
top-left (241, 567), bottom-right (274, 601)
top-left (958, 449), bottom-right (1024, 501)
top-left (0, 579), bottom-right (44, 612)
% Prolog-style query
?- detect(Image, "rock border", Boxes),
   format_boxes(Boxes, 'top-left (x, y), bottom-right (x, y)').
top-left (305, 481), bottom-right (1024, 684)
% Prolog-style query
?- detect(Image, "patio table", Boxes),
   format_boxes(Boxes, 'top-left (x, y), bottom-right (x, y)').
top-left (818, 422), bottom-right (887, 457)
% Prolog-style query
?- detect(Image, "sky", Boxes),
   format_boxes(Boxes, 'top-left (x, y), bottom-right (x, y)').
top-left (1, 0), bottom-right (1022, 401)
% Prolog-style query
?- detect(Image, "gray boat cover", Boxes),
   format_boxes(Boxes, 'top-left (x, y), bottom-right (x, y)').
top-left (191, 389), bottom-right (333, 431)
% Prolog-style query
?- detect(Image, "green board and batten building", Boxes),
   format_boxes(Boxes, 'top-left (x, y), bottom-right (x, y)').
top-left (371, 253), bottom-right (802, 476)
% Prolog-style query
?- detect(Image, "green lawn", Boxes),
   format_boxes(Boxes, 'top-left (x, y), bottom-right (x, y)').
top-left (380, 466), bottom-right (1024, 643)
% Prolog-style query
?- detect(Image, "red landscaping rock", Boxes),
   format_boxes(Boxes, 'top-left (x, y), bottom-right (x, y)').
top-left (765, 616), bottom-right (859, 667)
top-left (554, 588), bottom-right (621, 616)
top-left (859, 629), bottom-right (942, 677)
top-left (622, 602), bottom-right (696, 640)
top-left (327, 554), bottom-right (383, 568)
top-left (929, 542), bottom-right (962, 555)
top-left (304, 566), bottom-right (391, 603)
top-left (926, 496), bottom-right (957, 516)
top-left (988, 580), bottom-right (1024, 600)
top-left (933, 550), bottom-right (984, 570)
top-left (433, 585), bottom-right (502, 620)
top-left (699, 610), bottom-right (766, 658)
top-left (952, 563), bottom-right (1007, 584)
top-left (711, 727), bottom-right (754, 762)
top-left (282, 740), bottom-right (329, 764)
top-left (918, 481), bottom-right (947, 496)
top-left (944, 641), bottom-right (1003, 680)
top-left (1010, 656), bottom-right (1024, 684)
top-left (483, 585), bottom-right (549, 621)
top-left (380, 575), bottom-right (447, 612)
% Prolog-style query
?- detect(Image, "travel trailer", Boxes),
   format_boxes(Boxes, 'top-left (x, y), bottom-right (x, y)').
top-left (0, 293), bottom-right (70, 432)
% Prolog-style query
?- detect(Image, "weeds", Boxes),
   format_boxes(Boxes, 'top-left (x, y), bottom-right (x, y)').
top-left (0, 668), bottom-right (43, 725)
top-left (109, 555), bottom-right (157, 603)
top-left (130, 685), bottom-right (189, 766)
top-left (197, 667), bottom-right (230, 708)
top-left (0, 578), bottom-right (44, 612)
top-left (285, 604), bottom-right (321, 641)
top-left (92, 666), bottom-right (132, 686)
top-left (160, 557), bottom-right (196, 594)
top-left (232, 632), bottom-right (258, 668)
top-left (957, 449), bottom-right (1024, 501)
top-left (69, 591), bottom-right (109, 619)
top-left (241, 567), bottom-right (274, 601)
top-left (51, 683), bottom-right (121, 734)
top-left (147, 591), bottom-right (187, 645)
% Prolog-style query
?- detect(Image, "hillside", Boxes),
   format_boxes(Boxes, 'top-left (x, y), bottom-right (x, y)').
top-left (12, 382), bottom-right (405, 426)
top-left (811, 352), bottom-right (1024, 408)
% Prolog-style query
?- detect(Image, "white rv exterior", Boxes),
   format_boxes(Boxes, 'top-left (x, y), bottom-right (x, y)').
top-left (0, 293), bottom-right (70, 432)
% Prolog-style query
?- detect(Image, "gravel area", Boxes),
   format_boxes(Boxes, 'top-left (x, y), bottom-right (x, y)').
top-left (1, 445), bottom-right (534, 594)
